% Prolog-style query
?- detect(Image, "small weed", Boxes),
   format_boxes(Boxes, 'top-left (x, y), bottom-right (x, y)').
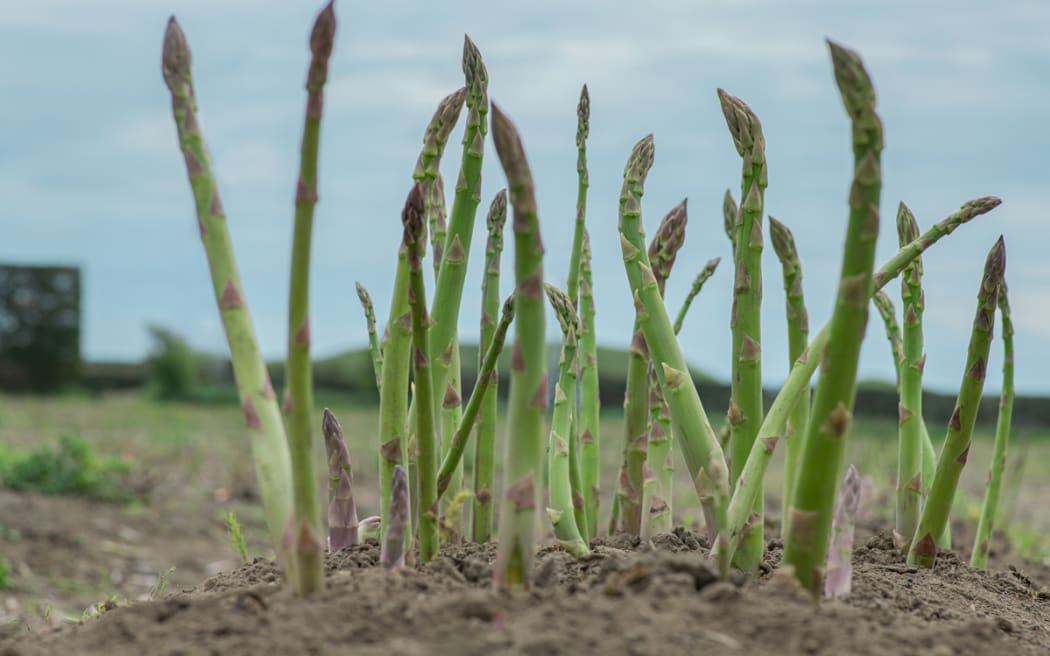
top-left (0, 558), bottom-right (8, 590)
top-left (149, 566), bottom-right (176, 601)
top-left (0, 435), bottom-right (133, 503)
top-left (226, 512), bottom-right (248, 563)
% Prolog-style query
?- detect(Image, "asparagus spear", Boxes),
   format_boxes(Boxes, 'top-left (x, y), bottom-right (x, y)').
top-left (618, 135), bottom-right (731, 574)
top-left (908, 238), bottom-right (1005, 567)
top-left (402, 184), bottom-right (441, 562)
top-left (769, 216), bottom-right (809, 531)
top-left (491, 104), bottom-right (547, 590)
top-left (578, 230), bottom-right (602, 539)
top-left (642, 199), bottom-right (688, 537)
top-left (672, 257), bottom-right (721, 335)
top-left (872, 291), bottom-right (904, 375)
top-left (471, 190), bottom-right (508, 542)
top-left (720, 197), bottom-right (1001, 566)
top-left (544, 284), bottom-right (591, 557)
top-left (439, 295), bottom-right (515, 496)
top-left (162, 16), bottom-right (293, 569)
top-left (894, 202), bottom-right (925, 550)
top-left (355, 282), bottom-right (382, 391)
top-left (617, 318), bottom-right (650, 534)
top-left (722, 190), bottom-right (738, 250)
top-left (427, 37), bottom-right (489, 476)
top-left (971, 281), bottom-right (1014, 569)
top-left (782, 41), bottom-right (883, 595)
top-left (429, 173), bottom-right (448, 274)
top-left (824, 464), bottom-right (861, 599)
top-left (718, 89), bottom-right (767, 572)
top-left (322, 408), bottom-right (359, 551)
top-left (381, 465), bottom-right (409, 571)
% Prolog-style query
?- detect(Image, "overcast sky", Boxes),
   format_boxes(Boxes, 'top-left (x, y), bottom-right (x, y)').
top-left (1, 0), bottom-right (1047, 394)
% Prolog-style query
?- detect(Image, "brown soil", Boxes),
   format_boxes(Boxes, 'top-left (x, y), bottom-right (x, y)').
top-left (2, 517), bottom-right (1048, 656)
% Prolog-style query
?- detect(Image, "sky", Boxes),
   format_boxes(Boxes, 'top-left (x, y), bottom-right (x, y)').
top-left (1, 0), bottom-right (1047, 395)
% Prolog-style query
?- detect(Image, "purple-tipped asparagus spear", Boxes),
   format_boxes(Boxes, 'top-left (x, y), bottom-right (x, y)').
top-left (322, 408), bottom-right (359, 552)
top-left (381, 465), bottom-right (409, 571)
top-left (824, 464), bottom-right (861, 599)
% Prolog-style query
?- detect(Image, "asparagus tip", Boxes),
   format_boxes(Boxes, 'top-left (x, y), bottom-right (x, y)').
top-left (321, 407), bottom-right (341, 441)
top-left (826, 39), bottom-right (876, 116)
top-left (161, 16), bottom-right (191, 92)
top-left (896, 202), bottom-right (920, 246)
top-left (401, 183), bottom-right (427, 251)
top-left (488, 189), bottom-right (508, 232)
top-left (309, 1), bottom-right (337, 59)
top-left (768, 215), bottom-right (797, 261)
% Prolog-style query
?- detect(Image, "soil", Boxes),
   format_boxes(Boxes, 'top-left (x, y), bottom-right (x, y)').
top-left (2, 515), bottom-right (1048, 656)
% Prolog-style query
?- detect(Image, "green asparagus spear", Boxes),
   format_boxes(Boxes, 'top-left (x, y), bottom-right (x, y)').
top-left (355, 282), bottom-right (382, 391)
top-left (545, 284), bottom-right (591, 557)
top-left (908, 238), bottom-right (1005, 567)
top-left (722, 190), bottom-right (738, 250)
top-left (782, 41), bottom-right (883, 595)
top-left (872, 291), bottom-right (904, 376)
top-left (718, 88), bottom-right (767, 572)
top-left (971, 281), bottom-right (1014, 569)
top-left (162, 15), bottom-right (293, 571)
top-left (672, 257), bottom-right (721, 335)
top-left (471, 190), bottom-right (508, 542)
top-left (491, 104), bottom-right (547, 589)
top-left (617, 321), bottom-right (650, 534)
top-left (578, 231), bottom-right (602, 539)
top-left (769, 216), bottom-right (809, 532)
top-left (381, 465), bottom-right (409, 571)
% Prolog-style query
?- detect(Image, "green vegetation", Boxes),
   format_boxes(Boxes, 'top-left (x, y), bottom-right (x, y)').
top-left (0, 435), bottom-right (132, 503)
top-left (146, 325), bottom-right (198, 401)
top-left (226, 512), bottom-right (248, 563)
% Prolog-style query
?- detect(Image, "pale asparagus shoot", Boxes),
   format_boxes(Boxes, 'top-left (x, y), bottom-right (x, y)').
top-left (381, 465), bottom-right (409, 571)
top-left (825, 464), bottom-right (861, 599)
top-left (322, 408), bottom-right (359, 551)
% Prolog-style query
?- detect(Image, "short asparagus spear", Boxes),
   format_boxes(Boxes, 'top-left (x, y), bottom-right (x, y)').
top-left (492, 104), bottom-right (547, 590)
top-left (545, 284), bottom-right (591, 557)
top-left (322, 408), bottom-right (359, 551)
top-left (439, 295), bottom-right (515, 496)
top-left (783, 41), bottom-right (883, 595)
top-left (403, 184), bottom-right (440, 562)
top-left (672, 257), bottom-right (721, 335)
top-left (618, 135), bottom-right (731, 574)
top-left (578, 231), bottom-right (602, 539)
top-left (471, 190), bottom-right (508, 542)
top-left (355, 282), bottom-right (383, 391)
top-left (824, 464), bottom-right (861, 599)
top-left (971, 281), bottom-right (1014, 569)
top-left (769, 216), bottom-right (809, 530)
top-left (908, 238), bottom-right (1005, 567)
top-left (718, 89), bottom-right (767, 572)
top-left (381, 465), bottom-right (409, 571)
top-left (162, 16), bottom-right (293, 568)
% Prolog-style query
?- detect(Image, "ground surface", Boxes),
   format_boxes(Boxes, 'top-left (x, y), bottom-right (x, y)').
top-left (0, 393), bottom-right (1048, 652)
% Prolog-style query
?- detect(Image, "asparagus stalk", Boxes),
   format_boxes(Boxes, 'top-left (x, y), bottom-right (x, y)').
top-left (824, 464), bottom-right (861, 599)
top-left (322, 408), bottom-right (359, 551)
top-left (578, 230), bottom-right (602, 539)
top-left (491, 104), bottom-right (547, 590)
top-left (402, 184), bottom-right (441, 562)
top-left (872, 291), bottom-right (904, 375)
top-left (894, 202), bottom-right (925, 550)
top-left (718, 89), bottom-right (767, 571)
top-left (720, 197), bottom-right (1001, 566)
top-left (722, 190), bottom-right (738, 250)
top-left (672, 257), bottom-right (721, 335)
top-left (381, 465), bottom-right (409, 571)
top-left (642, 199), bottom-right (688, 537)
top-left (439, 295), bottom-right (515, 496)
top-left (769, 216), bottom-right (809, 532)
top-left (544, 284), bottom-right (591, 557)
top-left (782, 41), bottom-right (883, 595)
top-left (162, 17), bottom-right (293, 567)
top-left (971, 281), bottom-right (1014, 569)
top-left (471, 190), bottom-right (508, 542)
top-left (908, 238), bottom-right (1005, 567)
top-left (617, 319), bottom-right (650, 535)
top-left (427, 37), bottom-right (489, 474)
top-left (429, 173), bottom-right (448, 273)
top-left (618, 135), bottom-right (731, 574)
top-left (355, 282), bottom-right (383, 391)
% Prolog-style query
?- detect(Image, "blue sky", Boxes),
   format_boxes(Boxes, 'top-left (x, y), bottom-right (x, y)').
top-left (1, 0), bottom-right (1047, 394)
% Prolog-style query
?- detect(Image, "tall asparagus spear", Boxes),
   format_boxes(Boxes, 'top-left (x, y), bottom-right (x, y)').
top-left (355, 282), bottom-right (382, 391)
top-left (769, 216), bottom-right (809, 531)
top-left (720, 196), bottom-right (1001, 566)
top-left (971, 281), bottom-right (1014, 569)
top-left (578, 231), bottom-right (602, 539)
top-left (617, 315), bottom-right (650, 534)
top-left (642, 199), bottom-right (688, 537)
top-left (439, 295), bottom-right (515, 496)
top-left (427, 37), bottom-right (489, 476)
top-left (718, 89), bottom-right (767, 572)
top-left (908, 238), bottom-right (1005, 567)
top-left (381, 465), bottom-right (409, 571)
top-left (429, 173), bottom-right (448, 274)
top-left (872, 291), bottom-right (904, 374)
top-left (491, 104), bottom-right (547, 590)
top-left (280, 1), bottom-right (337, 594)
top-left (722, 190), bottom-right (738, 250)
top-left (618, 135), bottom-right (731, 574)
top-left (782, 41), bottom-right (883, 595)
top-left (545, 284), bottom-right (591, 557)
top-left (471, 190), bottom-right (508, 542)
top-left (322, 408), bottom-right (359, 551)
top-left (162, 16), bottom-right (293, 570)
top-left (672, 257), bottom-right (721, 335)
